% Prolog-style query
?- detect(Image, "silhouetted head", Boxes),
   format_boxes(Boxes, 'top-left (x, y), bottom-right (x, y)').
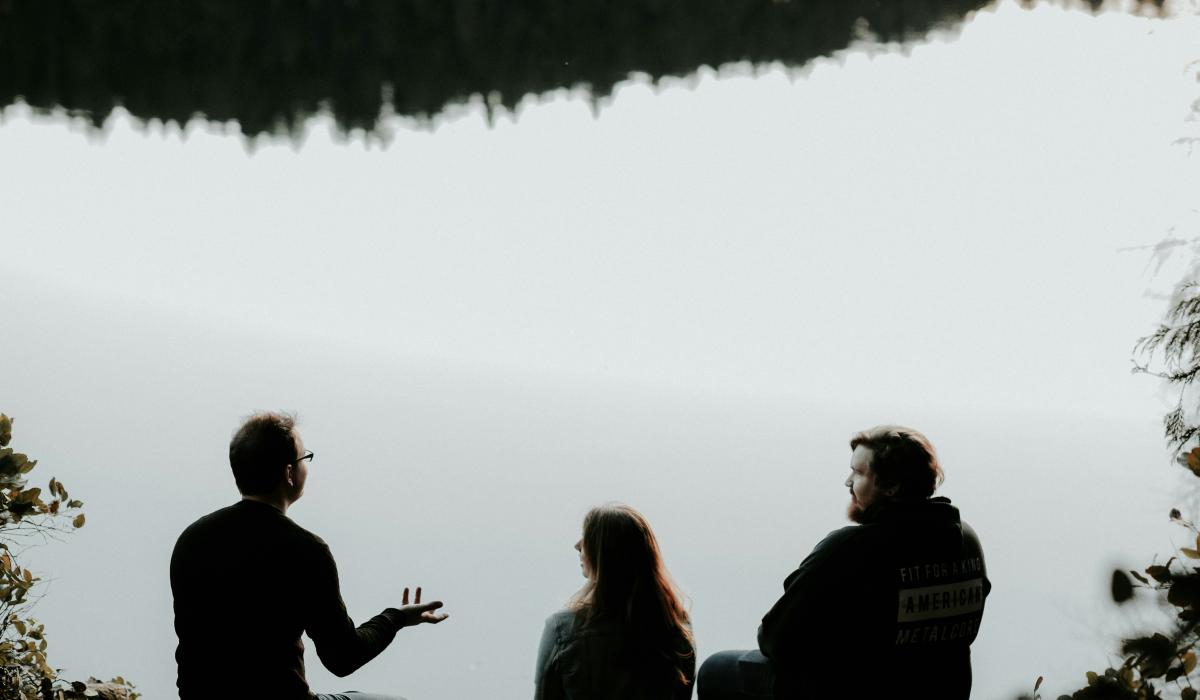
top-left (229, 412), bottom-right (308, 503)
top-left (577, 504), bottom-right (669, 592)
top-left (845, 425), bottom-right (942, 522)
top-left (571, 503), bottom-right (694, 687)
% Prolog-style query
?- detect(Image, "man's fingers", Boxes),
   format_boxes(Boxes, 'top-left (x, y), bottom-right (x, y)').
top-left (402, 587), bottom-right (410, 605)
top-left (418, 600), bottom-right (443, 612)
top-left (415, 586), bottom-right (422, 605)
top-left (422, 611), bottom-right (449, 624)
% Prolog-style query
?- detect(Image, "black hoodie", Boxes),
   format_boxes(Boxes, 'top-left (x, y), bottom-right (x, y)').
top-left (758, 497), bottom-right (989, 700)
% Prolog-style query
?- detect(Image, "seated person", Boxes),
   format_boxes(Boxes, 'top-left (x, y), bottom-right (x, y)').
top-left (535, 503), bottom-right (696, 699)
top-left (171, 412), bottom-right (449, 700)
top-left (698, 425), bottom-right (989, 700)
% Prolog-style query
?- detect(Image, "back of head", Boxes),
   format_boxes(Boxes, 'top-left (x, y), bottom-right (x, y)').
top-left (229, 412), bottom-right (297, 496)
top-left (573, 503), bottom-right (693, 685)
top-left (850, 425), bottom-right (943, 501)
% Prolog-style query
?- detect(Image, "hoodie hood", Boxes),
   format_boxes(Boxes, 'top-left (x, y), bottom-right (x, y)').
top-left (860, 496), bottom-right (961, 526)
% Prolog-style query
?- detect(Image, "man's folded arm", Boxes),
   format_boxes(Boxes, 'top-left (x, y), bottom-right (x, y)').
top-left (758, 528), bottom-right (857, 659)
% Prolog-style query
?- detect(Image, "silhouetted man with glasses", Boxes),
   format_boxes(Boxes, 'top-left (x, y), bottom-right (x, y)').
top-left (171, 412), bottom-right (448, 700)
top-left (698, 425), bottom-right (989, 700)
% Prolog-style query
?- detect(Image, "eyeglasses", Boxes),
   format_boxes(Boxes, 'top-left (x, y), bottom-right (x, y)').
top-left (295, 451), bottom-right (314, 465)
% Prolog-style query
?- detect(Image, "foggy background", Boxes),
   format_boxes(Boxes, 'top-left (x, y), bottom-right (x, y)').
top-left (3, 2), bottom-right (1200, 698)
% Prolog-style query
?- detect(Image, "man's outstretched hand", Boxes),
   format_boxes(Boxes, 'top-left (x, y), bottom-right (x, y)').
top-left (397, 586), bottom-right (449, 627)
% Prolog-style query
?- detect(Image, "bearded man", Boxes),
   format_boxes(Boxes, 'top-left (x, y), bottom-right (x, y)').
top-left (698, 425), bottom-right (989, 700)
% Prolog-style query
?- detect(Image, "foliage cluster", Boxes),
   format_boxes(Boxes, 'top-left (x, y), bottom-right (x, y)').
top-left (1020, 287), bottom-right (1200, 699)
top-left (0, 414), bottom-right (135, 700)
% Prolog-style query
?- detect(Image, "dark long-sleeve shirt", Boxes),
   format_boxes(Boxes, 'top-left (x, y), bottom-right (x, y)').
top-left (171, 500), bottom-right (404, 699)
top-left (757, 497), bottom-right (989, 700)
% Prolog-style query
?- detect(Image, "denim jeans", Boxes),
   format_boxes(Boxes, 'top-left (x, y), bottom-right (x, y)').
top-left (315, 692), bottom-right (406, 700)
top-left (697, 649), bottom-right (774, 700)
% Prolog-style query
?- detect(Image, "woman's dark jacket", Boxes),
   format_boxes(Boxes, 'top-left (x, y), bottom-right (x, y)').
top-left (535, 609), bottom-right (695, 700)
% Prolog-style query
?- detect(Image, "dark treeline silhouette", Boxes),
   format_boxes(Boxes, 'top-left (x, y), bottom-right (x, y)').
top-left (0, 0), bottom-right (1165, 139)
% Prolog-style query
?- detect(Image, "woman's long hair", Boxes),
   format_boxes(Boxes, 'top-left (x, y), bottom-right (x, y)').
top-left (568, 503), bottom-right (695, 686)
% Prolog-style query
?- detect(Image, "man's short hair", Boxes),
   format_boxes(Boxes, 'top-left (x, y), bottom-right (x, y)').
top-left (850, 425), bottom-right (943, 501)
top-left (229, 412), bottom-right (298, 496)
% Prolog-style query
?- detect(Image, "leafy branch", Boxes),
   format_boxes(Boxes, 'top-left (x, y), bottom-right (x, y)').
top-left (0, 414), bottom-right (136, 700)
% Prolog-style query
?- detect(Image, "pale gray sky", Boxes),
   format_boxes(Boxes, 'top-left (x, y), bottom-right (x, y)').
top-left (2, 2), bottom-right (1199, 698)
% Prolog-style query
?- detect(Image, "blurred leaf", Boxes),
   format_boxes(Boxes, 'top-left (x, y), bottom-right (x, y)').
top-left (1188, 447), bottom-right (1200, 475)
top-left (0, 447), bottom-right (17, 475)
top-left (1147, 565), bottom-right (1173, 583)
top-left (1123, 633), bottom-right (1175, 678)
top-left (1112, 570), bottom-right (1134, 603)
top-left (1183, 688), bottom-right (1197, 700)
top-left (1172, 508), bottom-right (1184, 520)
top-left (1036, 675), bottom-right (1044, 691)
top-left (72, 513), bottom-right (85, 529)
top-left (8, 500), bottom-right (34, 518)
top-left (1185, 650), bottom-right (1197, 673)
top-left (0, 414), bottom-right (10, 447)
top-left (1168, 575), bottom-right (1200, 608)
top-left (1179, 547), bottom-right (1200, 559)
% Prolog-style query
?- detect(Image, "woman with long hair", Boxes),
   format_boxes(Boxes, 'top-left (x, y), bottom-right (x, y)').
top-left (534, 503), bottom-right (696, 700)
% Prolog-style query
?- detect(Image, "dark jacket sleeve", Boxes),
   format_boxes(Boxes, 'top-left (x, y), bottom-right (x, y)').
top-left (303, 540), bottom-right (404, 678)
top-left (533, 614), bottom-right (568, 700)
top-left (962, 522), bottom-right (992, 599)
top-left (757, 527), bottom-right (860, 660)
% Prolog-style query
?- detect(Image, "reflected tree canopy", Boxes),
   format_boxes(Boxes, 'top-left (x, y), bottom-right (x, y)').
top-left (0, 0), bottom-right (1166, 138)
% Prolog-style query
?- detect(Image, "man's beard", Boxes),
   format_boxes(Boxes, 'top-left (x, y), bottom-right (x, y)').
top-left (847, 498), bottom-right (866, 523)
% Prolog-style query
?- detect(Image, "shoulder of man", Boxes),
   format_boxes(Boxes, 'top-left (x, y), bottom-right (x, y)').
top-left (810, 524), bottom-right (873, 557)
top-left (778, 525), bottom-right (872, 590)
top-left (959, 519), bottom-right (988, 567)
top-left (281, 518), bottom-right (338, 565)
top-left (173, 502), bottom-right (241, 544)
top-left (282, 515), bottom-right (327, 545)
